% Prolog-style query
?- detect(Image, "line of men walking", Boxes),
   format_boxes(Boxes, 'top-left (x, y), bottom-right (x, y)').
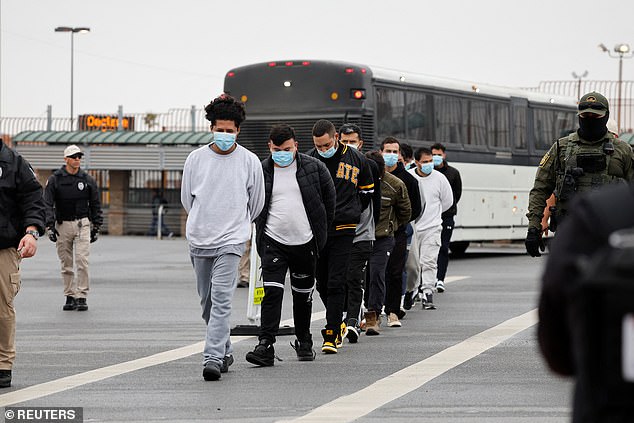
top-left (180, 94), bottom-right (462, 381)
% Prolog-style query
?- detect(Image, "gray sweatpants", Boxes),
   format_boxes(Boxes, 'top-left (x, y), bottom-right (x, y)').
top-left (190, 252), bottom-right (241, 367)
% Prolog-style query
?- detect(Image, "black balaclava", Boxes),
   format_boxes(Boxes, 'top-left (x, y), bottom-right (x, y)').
top-left (578, 112), bottom-right (609, 142)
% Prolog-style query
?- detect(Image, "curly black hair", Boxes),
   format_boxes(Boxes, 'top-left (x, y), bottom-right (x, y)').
top-left (204, 94), bottom-right (246, 127)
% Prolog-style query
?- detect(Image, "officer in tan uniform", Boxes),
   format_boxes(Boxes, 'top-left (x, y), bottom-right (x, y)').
top-left (525, 92), bottom-right (634, 257)
top-left (44, 145), bottom-right (103, 310)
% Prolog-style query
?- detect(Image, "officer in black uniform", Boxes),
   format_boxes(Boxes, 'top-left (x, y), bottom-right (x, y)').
top-left (0, 140), bottom-right (45, 388)
top-left (44, 145), bottom-right (103, 311)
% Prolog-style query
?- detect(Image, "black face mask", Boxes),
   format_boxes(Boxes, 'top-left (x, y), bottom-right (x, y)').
top-left (577, 113), bottom-right (609, 141)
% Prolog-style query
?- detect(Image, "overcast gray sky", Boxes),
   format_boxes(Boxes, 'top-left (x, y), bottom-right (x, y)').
top-left (2, 0), bottom-right (633, 118)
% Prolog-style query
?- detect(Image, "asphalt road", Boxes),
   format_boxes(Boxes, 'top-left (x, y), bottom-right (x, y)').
top-left (1, 236), bottom-right (572, 422)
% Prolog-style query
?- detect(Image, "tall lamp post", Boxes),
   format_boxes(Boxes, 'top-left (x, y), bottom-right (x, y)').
top-left (55, 26), bottom-right (90, 130)
top-left (572, 70), bottom-right (588, 101)
top-left (599, 43), bottom-right (633, 133)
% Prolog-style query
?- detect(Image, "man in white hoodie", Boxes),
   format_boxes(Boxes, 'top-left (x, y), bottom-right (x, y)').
top-left (181, 94), bottom-right (265, 381)
top-left (408, 147), bottom-right (453, 310)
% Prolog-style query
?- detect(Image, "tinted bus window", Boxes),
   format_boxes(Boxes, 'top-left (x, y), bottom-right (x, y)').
top-left (533, 108), bottom-right (555, 150)
top-left (513, 106), bottom-right (528, 150)
top-left (556, 110), bottom-right (576, 139)
top-left (488, 102), bottom-right (510, 149)
top-left (406, 91), bottom-right (433, 141)
top-left (467, 100), bottom-right (488, 147)
top-left (377, 88), bottom-right (405, 139)
top-left (434, 95), bottom-right (464, 145)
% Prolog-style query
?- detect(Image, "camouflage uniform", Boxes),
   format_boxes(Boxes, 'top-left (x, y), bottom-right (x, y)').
top-left (526, 131), bottom-right (633, 231)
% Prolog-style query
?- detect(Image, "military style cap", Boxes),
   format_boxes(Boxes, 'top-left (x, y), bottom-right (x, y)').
top-left (577, 92), bottom-right (609, 117)
top-left (64, 144), bottom-right (83, 157)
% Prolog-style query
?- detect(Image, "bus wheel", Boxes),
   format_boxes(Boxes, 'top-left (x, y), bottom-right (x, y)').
top-left (449, 241), bottom-right (470, 256)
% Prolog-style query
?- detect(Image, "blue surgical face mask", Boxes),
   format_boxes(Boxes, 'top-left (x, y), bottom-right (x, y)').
top-left (432, 154), bottom-right (444, 167)
top-left (420, 163), bottom-right (434, 175)
top-left (213, 132), bottom-right (237, 151)
top-left (382, 153), bottom-right (398, 167)
top-left (271, 150), bottom-right (295, 167)
top-left (318, 145), bottom-right (337, 159)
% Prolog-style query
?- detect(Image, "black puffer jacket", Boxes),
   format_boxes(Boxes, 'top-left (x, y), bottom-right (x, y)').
top-left (0, 142), bottom-right (46, 249)
top-left (256, 153), bottom-right (336, 257)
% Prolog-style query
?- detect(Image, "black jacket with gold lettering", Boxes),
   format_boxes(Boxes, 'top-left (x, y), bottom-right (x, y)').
top-left (308, 143), bottom-right (374, 235)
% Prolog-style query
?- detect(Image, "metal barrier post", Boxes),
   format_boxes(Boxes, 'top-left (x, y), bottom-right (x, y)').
top-left (157, 204), bottom-right (164, 240)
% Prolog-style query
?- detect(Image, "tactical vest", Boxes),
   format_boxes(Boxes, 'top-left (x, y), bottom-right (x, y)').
top-left (554, 134), bottom-right (623, 213)
top-left (52, 168), bottom-right (92, 222)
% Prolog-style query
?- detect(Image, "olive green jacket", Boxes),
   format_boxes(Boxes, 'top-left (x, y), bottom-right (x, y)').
top-left (375, 172), bottom-right (411, 238)
top-left (526, 131), bottom-right (634, 230)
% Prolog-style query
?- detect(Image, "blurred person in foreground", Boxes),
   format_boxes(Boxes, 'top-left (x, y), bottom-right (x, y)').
top-left (539, 182), bottom-right (634, 422)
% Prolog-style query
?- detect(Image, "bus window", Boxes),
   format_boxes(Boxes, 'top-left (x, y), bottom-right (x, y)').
top-left (513, 106), bottom-right (528, 150)
top-left (467, 99), bottom-right (488, 148)
top-left (533, 108), bottom-right (555, 150)
top-left (406, 91), bottom-right (433, 142)
top-left (487, 102), bottom-right (510, 150)
top-left (555, 110), bottom-right (576, 138)
top-left (377, 87), bottom-right (405, 139)
top-left (434, 94), bottom-right (464, 145)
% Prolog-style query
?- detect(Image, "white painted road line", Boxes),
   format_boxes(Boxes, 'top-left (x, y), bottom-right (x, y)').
top-left (278, 308), bottom-right (538, 423)
top-left (0, 311), bottom-right (326, 407)
top-left (0, 277), bottom-right (474, 408)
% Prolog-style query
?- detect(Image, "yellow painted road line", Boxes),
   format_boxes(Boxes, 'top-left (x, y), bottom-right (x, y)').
top-left (278, 309), bottom-right (537, 423)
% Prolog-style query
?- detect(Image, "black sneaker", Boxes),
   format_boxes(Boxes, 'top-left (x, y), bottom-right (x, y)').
top-left (345, 318), bottom-right (360, 343)
top-left (395, 309), bottom-right (406, 320)
top-left (76, 298), bottom-right (88, 311)
top-left (220, 354), bottom-right (234, 373)
top-left (202, 362), bottom-right (221, 381)
top-left (422, 292), bottom-right (436, 310)
top-left (291, 339), bottom-right (315, 361)
top-left (245, 340), bottom-right (275, 366)
top-left (403, 291), bottom-right (414, 310)
top-left (63, 296), bottom-right (77, 311)
top-left (0, 369), bottom-right (11, 388)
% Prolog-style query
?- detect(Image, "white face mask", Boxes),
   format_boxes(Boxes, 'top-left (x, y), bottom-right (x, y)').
top-left (347, 143), bottom-right (359, 150)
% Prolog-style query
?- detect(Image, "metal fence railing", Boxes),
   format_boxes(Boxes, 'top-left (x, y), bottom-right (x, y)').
top-left (0, 107), bottom-right (210, 136)
top-left (523, 80), bottom-right (634, 133)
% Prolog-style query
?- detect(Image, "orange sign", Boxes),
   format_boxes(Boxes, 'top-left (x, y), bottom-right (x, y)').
top-left (78, 115), bottom-right (135, 132)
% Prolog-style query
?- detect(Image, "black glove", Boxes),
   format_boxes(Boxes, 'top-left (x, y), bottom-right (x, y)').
top-left (525, 227), bottom-right (545, 257)
top-left (90, 227), bottom-right (99, 243)
top-left (47, 227), bottom-right (59, 243)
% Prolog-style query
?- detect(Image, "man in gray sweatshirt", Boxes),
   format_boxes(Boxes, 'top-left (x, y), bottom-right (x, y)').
top-left (181, 94), bottom-right (265, 381)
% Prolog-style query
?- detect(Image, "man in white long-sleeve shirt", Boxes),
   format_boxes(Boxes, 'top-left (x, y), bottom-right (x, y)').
top-left (408, 147), bottom-right (453, 310)
top-left (181, 94), bottom-right (265, 381)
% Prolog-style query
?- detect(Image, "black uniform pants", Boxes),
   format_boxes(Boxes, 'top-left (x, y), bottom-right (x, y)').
top-left (259, 235), bottom-right (316, 343)
top-left (385, 228), bottom-right (408, 314)
top-left (316, 233), bottom-right (354, 332)
top-left (344, 240), bottom-right (373, 324)
top-left (436, 216), bottom-right (455, 282)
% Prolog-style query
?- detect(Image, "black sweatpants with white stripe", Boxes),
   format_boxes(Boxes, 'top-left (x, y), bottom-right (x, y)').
top-left (259, 234), bottom-right (317, 344)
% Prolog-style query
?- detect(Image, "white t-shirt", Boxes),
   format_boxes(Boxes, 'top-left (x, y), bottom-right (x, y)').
top-left (408, 168), bottom-right (453, 231)
top-left (265, 160), bottom-right (313, 245)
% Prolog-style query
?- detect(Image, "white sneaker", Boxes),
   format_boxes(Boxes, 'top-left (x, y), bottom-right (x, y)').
top-left (387, 312), bottom-right (402, 327)
top-left (436, 280), bottom-right (445, 293)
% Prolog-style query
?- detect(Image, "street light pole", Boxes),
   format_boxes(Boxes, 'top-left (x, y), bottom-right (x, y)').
top-left (598, 43), bottom-right (633, 134)
top-left (55, 26), bottom-right (90, 131)
top-left (572, 70), bottom-right (588, 100)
